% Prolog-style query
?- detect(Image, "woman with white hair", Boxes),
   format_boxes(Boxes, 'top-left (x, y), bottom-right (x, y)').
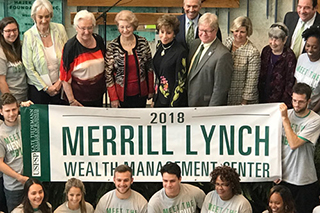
top-left (224, 16), bottom-right (260, 105)
top-left (60, 10), bottom-right (106, 107)
top-left (22, 0), bottom-right (68, 104)
top-left (258, 22), bottom-right (296, 107)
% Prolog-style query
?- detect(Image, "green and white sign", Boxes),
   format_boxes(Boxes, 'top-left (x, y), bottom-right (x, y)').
top-left (21, 103), bottom-right (282, 182)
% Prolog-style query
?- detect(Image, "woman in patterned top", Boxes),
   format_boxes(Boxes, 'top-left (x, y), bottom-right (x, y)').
top-left (224, 16), bottom-right (260, 105)
top-left (152, 14), bottom-right (188, 107)
top-left (0, 17), bottom-right (27, 102)
top-left (60, 10), bottom-right (106, 107)
top-left (105, 10), bottom-right (154, 108)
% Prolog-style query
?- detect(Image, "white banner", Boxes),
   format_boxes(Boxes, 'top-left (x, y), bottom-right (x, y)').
top-left (40, 103), bottom-right (281, 182)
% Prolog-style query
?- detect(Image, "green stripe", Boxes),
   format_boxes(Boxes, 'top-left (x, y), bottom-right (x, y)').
top-left (21, 104), bottom-right (50, 181)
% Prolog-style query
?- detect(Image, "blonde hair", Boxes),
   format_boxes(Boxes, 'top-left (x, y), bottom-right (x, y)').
top-left (230, 16), bottom-right (253, 37)
top-left (114, 10), bottom-right (139, 30)
top-left (198, 13), bottom-right (219, 31)
top-left (64, 178), bottom-right (87, 213)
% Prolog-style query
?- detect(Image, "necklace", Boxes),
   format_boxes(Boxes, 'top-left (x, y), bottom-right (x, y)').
top-left (232, 39), bottom-right (248, 49)
top-left (161, 41), bottom-right (174, 56)
top-left (121, 36), bottom-right (135, 47)
top-left (39, 28), bottom-right (50, 38)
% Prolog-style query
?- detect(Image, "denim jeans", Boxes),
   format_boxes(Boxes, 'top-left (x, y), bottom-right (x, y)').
top-left (4, 188), bottom-right (24, 212)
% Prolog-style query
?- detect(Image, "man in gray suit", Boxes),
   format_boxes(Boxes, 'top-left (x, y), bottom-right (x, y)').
top-left (187, 13), bottom-right (233, 107)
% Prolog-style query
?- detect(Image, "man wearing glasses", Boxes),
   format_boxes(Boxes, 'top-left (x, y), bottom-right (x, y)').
top-left (279, 83), bottom-right (320, 213)
top-left (187, 13), bottom-right (233, 107)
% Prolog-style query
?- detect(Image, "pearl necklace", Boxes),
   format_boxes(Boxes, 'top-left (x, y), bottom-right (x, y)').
top-left (161, 41), bottom-right (174, 56)
top-left (39, 29), bottom-right (50, 38)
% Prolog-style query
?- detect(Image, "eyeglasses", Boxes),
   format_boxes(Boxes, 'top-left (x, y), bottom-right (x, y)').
top-left (199, 29), bottom-right (215, 34)
top-left (77, 25), bottom-right (94, 31)
top-left (3, 28), bottom-right (18, 34)
top-left (215, 182), bottom-right (230, 188)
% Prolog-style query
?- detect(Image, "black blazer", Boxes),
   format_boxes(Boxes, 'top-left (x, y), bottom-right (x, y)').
top-left (176, 14), bottom-right (222, 50)
top-left (284, 11), bottom-right (320, 50)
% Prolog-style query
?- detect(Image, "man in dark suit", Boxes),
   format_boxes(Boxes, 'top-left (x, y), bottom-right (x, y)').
top-left (187, 13), bottom-right (233, 107)
top-left (176, 0), bottom-right (222, 50)
top-left (284, 0), bottom-right (320, 57)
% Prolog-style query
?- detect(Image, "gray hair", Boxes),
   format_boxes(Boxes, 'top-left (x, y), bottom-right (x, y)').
top-left (268, 22), bottom-right (289, 41)
top-left (183, 0), bottom-right (202, 5)
top-left (31, 0), bottom-right (53, 21)
top-left (73, 10), bottom-right (96, 29)
top-left (230, 16), bottom-right (253, 37)
top-left (198, 13), bottom-right (219, 31)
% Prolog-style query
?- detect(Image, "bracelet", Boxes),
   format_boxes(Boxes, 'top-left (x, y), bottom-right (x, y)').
top-left (43, 86), bottom-right (48, 92)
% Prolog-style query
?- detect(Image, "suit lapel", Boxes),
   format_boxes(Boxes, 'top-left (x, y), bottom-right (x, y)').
top-left (196, 42), bottom-right (216, 71)
top-left (188, 40), bottom-right (217, 81)
top-left (181, 15), bottom-right (186, 42)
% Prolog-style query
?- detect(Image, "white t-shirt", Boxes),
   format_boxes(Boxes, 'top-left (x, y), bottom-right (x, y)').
top-left (95, 189), bottom-right (147, 213)
top-left (54, 201), bottom-right (94, 213)
top-left (282, 109), bottom-right (320, 185)
top-left (201, 190), bottom-right (252, 213)
top-left (148, 183), bottom-right (206, 213)
top-left (0, 116), bottom-right (23, 191)
top-left (295, 53), bottom-right (320, 110)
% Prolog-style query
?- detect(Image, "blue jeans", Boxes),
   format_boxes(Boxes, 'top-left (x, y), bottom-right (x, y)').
top-left (4, 188), bottom-right (23, 212)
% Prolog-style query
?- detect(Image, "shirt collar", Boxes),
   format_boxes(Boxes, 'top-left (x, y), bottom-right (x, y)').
top-left (201, 37), bottom-right (216, 48)
top-left (299, 12), bottom-right (316, 27)
top-left (185, 14), bottom-right (200, 26)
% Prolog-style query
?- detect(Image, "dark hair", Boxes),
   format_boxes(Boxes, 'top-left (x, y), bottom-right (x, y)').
top-left (298, 0), bottom-right (318, 8)
top-left (293, 83), bottom-right (312, 100)
top-left (0, 17), bottom-right (21, 63)
top-left (114, 164), bottom-right (133, 177)
top-left (157, 14), bottom-right (180, 35)
top-left (302, 25), bottom-right (320, 42)
top-left (0, 93), bottom-right (18, 109)
top-left (22, 178), bottom-right (51, 213)
top-left (210, 165), bottom-right (241, 195)
top-left (266, 185), bottom-right (296, 213)
top-left (160, 162), bottom-right (181, 179)
top-left (64, 178), bottom-right (87, 213)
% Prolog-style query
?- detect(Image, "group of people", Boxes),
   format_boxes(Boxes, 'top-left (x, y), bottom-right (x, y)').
top-left (1, 0), bottom-right (320, 212)
top-left (2, 163), bottom-right (303, 213)
top-left (0, 0), bottom-right (318, 109)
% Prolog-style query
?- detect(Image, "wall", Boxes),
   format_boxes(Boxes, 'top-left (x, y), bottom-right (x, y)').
top-left (64, 0), bottom-right (296, 53)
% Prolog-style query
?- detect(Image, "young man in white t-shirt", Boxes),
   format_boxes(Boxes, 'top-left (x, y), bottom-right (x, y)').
top-left (148, 162), bottom-right (205, 213)
top-left (0, 93), bottom-right (32, 212)
top-left (279, 83), bottom-right (320, 213)
top-left (95, 164), bottom-right (148, 213)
